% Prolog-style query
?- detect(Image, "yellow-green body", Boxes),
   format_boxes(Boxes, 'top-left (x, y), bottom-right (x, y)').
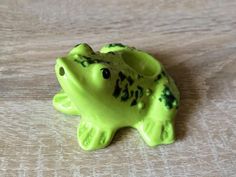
top-left (53, 43), bottom-right (180, 151)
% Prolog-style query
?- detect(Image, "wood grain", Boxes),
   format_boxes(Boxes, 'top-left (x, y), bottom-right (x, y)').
top-left (0, 0), bottom-right (236, 176)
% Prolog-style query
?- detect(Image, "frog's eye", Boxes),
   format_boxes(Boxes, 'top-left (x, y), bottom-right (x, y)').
top-left (101, 68), bottom-right (111, 79)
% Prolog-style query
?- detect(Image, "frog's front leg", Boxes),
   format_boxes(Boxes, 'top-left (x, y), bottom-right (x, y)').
top-left (77, 119), bottom-right (116, 151)
top-left (53, 90), bottom-right (80, 115)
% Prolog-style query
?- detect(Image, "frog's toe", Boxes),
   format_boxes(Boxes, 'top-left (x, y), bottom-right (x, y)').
top-left (77, 121), bottom-right (114, 151)
top-left (138, 119), bottom-right (175, 147)
top-left (89, 129), bottom-right (113, 150)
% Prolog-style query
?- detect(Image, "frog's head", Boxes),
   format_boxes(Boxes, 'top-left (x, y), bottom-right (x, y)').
top-left (55, 44), bottom-right (118, 111)
top-left (55, 43), bottom-right (163, 116)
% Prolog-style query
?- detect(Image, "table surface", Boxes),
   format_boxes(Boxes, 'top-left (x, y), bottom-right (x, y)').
top-left (0, 0), bottom-right (236, 176)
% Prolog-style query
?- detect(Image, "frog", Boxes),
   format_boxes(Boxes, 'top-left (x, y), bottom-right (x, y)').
top-left (53, 43), bottom-right (180, 151)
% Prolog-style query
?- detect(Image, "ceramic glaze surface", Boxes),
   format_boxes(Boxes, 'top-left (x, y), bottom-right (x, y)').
top-left (53, 43), bottom-right (180, 150)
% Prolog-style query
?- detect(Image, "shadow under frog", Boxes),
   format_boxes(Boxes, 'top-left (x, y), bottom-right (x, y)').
top-left (53, 43), bottom-right (180, 151)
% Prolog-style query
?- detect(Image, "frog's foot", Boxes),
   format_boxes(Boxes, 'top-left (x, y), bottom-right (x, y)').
top-left (137, 118), bottom-right (175, 146)
top-left (53, 90), bottom-right (80, 115)
top-left (77, 120), bottom-right (115, 151)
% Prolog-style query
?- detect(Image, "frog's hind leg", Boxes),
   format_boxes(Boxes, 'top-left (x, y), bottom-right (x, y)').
top-left (136, 118), bottom-right (175, 147)
top-left (136, 72), bottom-right (179, 147)
top-left (77, 119), bottom-right (116, 151)
top-left (53, 90), bottom-right (80, 115)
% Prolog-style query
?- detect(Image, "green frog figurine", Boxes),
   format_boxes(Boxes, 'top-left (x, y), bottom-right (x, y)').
top-left (53, 43), bottom-right (180, 151)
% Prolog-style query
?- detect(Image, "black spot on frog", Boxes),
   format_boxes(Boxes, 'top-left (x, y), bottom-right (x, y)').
top-left (159, 85), bottom-right (178, 109)
top-left (130, 90), bottom-right (134, 97)
top-left (108, 43), bottom-right (125, 48)
top-left (108, 51), bottom-right (116, 55)
top-left (135, 90), bottom-right (139, 99)
top-left (118, 71), bottom-right (126, 81)
top-left (130, 99), bottom-right (137, 106)
top-left (137, 74), bottom-right (143, 79)
top-left (161, 70), bottom-right (166, 76)
top-left (112, 72), bottom-right (145, 107)
top-left (113, 79), bottom-right (122, 98)
top-left (74, 56), bottom-right (110, 67)
top-left (154, 74), bottom-right (162, 82)
top-left (120, 84), bottom-right (129, 101)
top-left (127, 76), bottom-right (134, 85)
top-left (137, 86), bottom-right (143, 97)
